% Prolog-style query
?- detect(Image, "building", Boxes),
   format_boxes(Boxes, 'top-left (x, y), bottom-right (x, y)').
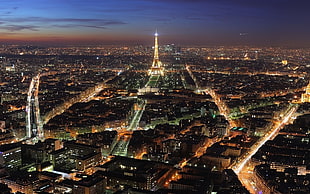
top-left (2, 172), bottom-right (39, 194)
top-left (50, 141), bottom-right (101, 172)
top-left (229, 127), bottom-right (248, 138)
top-left (44, 138), bottom-right (62, 151)
top-left (95, 156), bottom-right (172, 191)
top-left (21, 138), bottom-right (62, 168)
top-left (0, 130), bottom-right (15, 145)
top-left (168, 166), bottom-right (213, 193)
top-left (0, 142), bottom-right (22, 171)
top-left (72, 175), bottom-right (104, 194)
top-left (301, 83), bottom-right (310, 103)
top-left (76, 152), bottom-right (102, 171)
top-left (76, 131), bottom-right (117, 156)
top-left (3, 178), bottom-right (33, 194)
top-left (253, 164), bottom-right (310, 194)
top-left (0, 183), bottom-right (12, 194)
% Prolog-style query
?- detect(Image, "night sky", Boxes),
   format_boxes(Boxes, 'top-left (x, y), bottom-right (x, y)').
top-left (0, 0), bottom-right (309, 46)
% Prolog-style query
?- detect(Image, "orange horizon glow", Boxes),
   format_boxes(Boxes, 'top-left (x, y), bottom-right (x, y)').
top-left (0, 33), bottom-right (153, 45)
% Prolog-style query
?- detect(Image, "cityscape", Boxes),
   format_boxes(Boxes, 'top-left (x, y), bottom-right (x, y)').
top-left (0, 1), bottom-right (310, 194)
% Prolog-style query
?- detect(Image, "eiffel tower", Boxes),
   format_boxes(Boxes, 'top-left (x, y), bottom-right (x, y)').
top-left (148, 31), bottom-right (164, 76)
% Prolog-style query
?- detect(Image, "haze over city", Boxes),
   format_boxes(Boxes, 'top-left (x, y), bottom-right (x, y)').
top-left (1, 0), bottom-right (310, 46)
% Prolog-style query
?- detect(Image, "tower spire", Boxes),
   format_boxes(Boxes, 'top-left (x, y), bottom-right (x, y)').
top-left (154, 30), bottom-right (159, 61)
top-left (148, 31), bottom-right (164, 76)
top-left (149, 30), bottom-right (164, 75)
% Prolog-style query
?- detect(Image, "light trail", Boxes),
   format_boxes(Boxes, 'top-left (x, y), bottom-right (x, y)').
top-left (202, 88), bottom-right (237, 128)
top-left (26, 77), bottom-right (35, 138)
top-left (233, 104), bottom-right (298, 174)
top-left (185, 65), bottom-right (199, 89)
top-left (186, 65), bottom-right (236, 128)
top-left (26, 72), bottom-right (58, 141)
top-left (26, 74), bottom-right (44, 141)
top-left (34, 75), bottom-right (44, 140)
top-left (127, 99), bottom-right (146, 131)
top-left (110, 99), bottom-right (146, 156)
top-left (43, 75), bottom-right (117, 124)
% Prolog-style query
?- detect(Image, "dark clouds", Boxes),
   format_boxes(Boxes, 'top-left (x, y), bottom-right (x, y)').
top-left (0, 17), bottom-right (127, 32)
top-left (0, 24), bottom-right (39, 31)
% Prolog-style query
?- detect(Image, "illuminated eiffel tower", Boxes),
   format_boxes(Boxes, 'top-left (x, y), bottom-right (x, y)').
top-left (148, 31), bottom-right (164, 76)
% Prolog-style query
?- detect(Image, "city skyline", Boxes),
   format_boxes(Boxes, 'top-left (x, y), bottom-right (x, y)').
top-left (1, 24), bottom-right (310, 193)
top-left (1, 0), bottom-right (310, 46)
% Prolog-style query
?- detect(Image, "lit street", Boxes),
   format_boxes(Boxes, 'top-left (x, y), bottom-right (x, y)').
top-left (232, 104), bottom-right (299, 193)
